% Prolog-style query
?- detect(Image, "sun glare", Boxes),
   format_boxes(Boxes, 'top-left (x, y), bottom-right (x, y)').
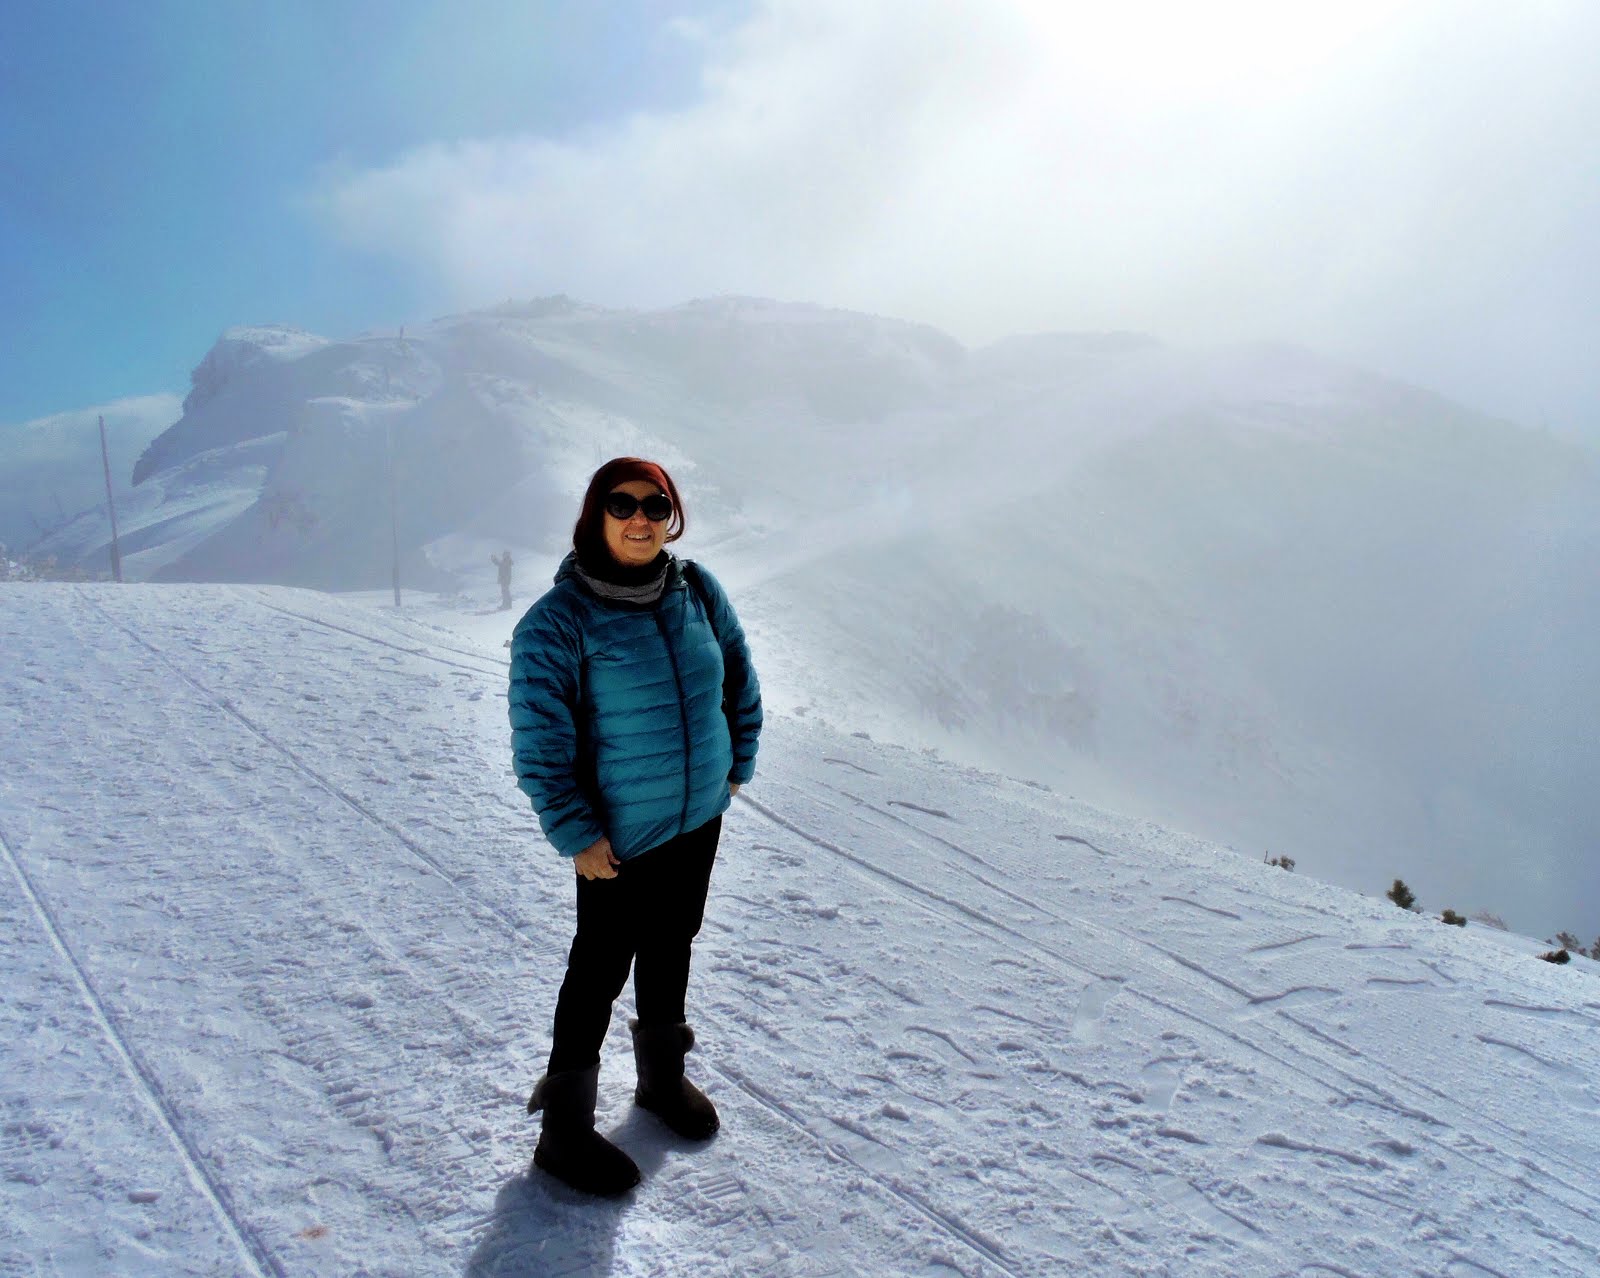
top-left (1016, 0), bottom-right (1422, 104)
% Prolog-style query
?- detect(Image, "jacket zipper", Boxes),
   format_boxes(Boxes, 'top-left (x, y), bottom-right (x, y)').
top-left (652, 591), bottom-right (692, 831)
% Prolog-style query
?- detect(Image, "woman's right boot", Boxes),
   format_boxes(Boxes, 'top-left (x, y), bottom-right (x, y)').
top-left (528, 1064), bottom-right (641, 1197)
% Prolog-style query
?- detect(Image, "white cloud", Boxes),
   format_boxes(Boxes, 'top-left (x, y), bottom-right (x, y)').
top-left (311, 0), bottom-right (1600, 434)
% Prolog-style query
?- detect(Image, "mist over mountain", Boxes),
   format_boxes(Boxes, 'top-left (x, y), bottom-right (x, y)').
top-left (20, 296), bottom-right (1600, 936)
top-left (0, 395), bottom-right (180, 555)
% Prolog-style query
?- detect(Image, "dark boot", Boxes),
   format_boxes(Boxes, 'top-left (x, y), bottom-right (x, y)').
top-left (630, 1019), bottom-right (719, 1140)
top-left (528, 1065), bottom-right (641, 1196)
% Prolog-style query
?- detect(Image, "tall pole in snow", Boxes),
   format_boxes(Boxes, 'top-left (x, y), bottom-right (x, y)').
top-left (387, 422), bottom-right (401, 608)
top-left (385, 362), bottom-right (401, 608)
top-left (97, 415), bottom-right (124, 582)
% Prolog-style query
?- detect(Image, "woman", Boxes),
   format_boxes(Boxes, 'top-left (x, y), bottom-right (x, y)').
top-left (508, 457), bottom-right (762, 1196)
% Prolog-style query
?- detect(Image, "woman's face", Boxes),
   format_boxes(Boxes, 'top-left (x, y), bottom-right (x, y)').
top-left (602, 479), bottom-right (671, 567)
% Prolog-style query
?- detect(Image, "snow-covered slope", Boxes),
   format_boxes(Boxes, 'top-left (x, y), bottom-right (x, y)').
top-left (16, 296), bottom-right (1600, 939)
top-left (3, 584), bottom-right (1597, 1276)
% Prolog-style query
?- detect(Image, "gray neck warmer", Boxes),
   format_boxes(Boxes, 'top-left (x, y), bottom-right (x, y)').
top-left (571, 554), bottom-right (672, 606)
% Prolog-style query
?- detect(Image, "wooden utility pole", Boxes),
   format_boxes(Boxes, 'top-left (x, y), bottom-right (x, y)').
top-left (385, 363), bottom-right (401, 608)
top-left (388, 423), bottom-right (401, 608)
top-left (97, 415), bottom-right (124, 582)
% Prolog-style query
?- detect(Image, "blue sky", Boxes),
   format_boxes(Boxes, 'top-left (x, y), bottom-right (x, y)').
top-left (4, 1), bottom-right (1597, 442)
top-left (1, 1), bottom-right (738, 423)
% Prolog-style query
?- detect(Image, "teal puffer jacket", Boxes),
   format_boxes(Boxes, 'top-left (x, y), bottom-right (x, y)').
top-left (508, 554), bottom-right (762, 860)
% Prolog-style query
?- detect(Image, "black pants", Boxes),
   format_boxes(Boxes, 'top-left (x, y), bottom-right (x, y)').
top-left (546, 816), bottom-right (721, 1075)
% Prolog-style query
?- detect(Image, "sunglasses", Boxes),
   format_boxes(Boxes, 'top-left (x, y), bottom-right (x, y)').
top-left (604, 491), bottom-right (674, 522)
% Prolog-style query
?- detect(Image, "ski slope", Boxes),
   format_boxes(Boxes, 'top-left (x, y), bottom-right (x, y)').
top-left (3, 584), bottom-right (1597, 1277)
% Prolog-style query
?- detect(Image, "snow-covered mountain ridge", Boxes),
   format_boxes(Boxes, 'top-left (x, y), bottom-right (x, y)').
top-left (3, 583), bottom-right (1596, 1276)
top-left (15, 296), bottom-right (1600, 939)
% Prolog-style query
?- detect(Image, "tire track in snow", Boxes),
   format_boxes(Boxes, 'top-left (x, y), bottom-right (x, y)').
top-left (885, 808), bottom-right (1600, 1231)
top-left (55, 594), bottom-right (578, 1260)
top-left (251, 597), bottom-right (506, 678)
top-left (706, 1061), bottom-right (1023, 1278)
top-left (81, 590), bottom-right (561, 964)
top-left (738, 790), bottom-right (1311, 1257)
top-left (84, 591), bottom-right (1600, 1267)
top-left (0, 818), bottom-right (284, 1278)
top-left (833, 787), bottom-right (1578, 1119)
top-left (82, 593), bottom-right (1030, 1278)
top-left (941, 803), bottom-right (1600, 1237)
top-left (141, 736), bottom-right (506, 1240)
top-left (750, 785), bottom-right (1600, 1242)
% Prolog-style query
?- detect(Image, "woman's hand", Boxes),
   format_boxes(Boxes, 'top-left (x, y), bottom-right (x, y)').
top-left (574, 837), bottom-right (621, 880)
top-left (729, 782), bottom-right (741, 799)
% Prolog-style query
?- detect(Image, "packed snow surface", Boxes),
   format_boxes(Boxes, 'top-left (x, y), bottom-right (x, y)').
top-left (3, 583), bottom-right (1598, 1276)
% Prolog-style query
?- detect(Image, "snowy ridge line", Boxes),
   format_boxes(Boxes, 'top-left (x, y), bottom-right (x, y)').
top-left (871, 802), bottom-right (1600, 1227)
top-left (707, 1060), bottom-right (1023, 1278)
top-left (77, 590), bottom-right (553, 959)
top-left (746, 787), bottom-right (1600, 1239)
top-left (249, 597), bottom-right (505, 678)
top-left (80, 593), bottom-right (1043, 1272)
top-left (0, 817), bottom-right (286, 1278)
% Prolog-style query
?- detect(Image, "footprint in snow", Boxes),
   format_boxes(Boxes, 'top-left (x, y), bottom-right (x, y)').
top-left (1482, 999), bottom-right (1600, 1027)
top-left (677, 1170), bottom-right (751, 1227)
top-left (1139, 1058), bottom-right (1184, 1113)
top-left (1476, 1035), bottom-right (1597, 1110)
top-left (1149, 1171), bottom-right (1260, 1243)
top-left (1072, 979), bottom-right (1123, 1046)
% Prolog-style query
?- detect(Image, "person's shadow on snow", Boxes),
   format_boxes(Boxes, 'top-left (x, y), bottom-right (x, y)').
top-left (464, 1109), bottom-right (682, 1277)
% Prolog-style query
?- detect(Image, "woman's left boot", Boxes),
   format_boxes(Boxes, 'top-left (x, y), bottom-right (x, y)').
top-left (629, 1019), bottom-right (719, 1140)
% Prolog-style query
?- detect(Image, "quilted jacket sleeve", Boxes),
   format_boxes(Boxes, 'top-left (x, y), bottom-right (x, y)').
top-left (693, 564), bottom-right (764, 785)
top-left (507, 599), bottom-right (605, 857)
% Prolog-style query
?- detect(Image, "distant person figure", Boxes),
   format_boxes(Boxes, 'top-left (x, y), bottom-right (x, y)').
top-left (508, 457), bottom-right (762, 1197)
top-left (491, 550), bottom-right (514, 610)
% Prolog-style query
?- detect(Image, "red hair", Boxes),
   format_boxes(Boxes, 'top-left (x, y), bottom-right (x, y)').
top-left (572, 457), bottom-right (686, 563)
